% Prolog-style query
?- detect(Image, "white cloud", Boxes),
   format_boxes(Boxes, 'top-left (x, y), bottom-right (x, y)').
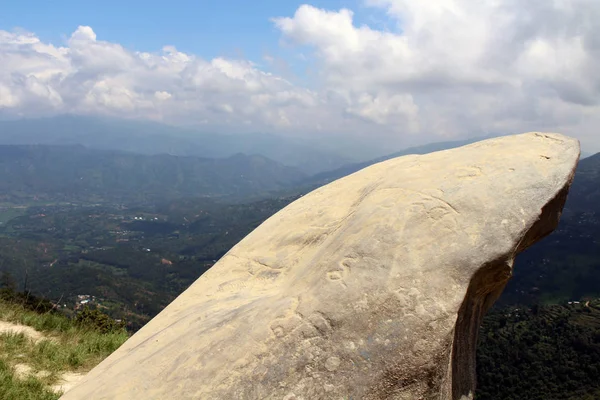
top-left (1, 0), bottom-right (600, 150)
top-left (0, 26), bottom-right (325, 132)
top-left (273, 0), bottom-right (600, 147)
top-left (154, 91), bottom-right (172, 101)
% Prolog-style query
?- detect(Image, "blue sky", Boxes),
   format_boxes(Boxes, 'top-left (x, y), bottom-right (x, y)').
top-left (0, 0), bottom-right (389, 89)
top-left (0, 0), bottom-right (375, 63)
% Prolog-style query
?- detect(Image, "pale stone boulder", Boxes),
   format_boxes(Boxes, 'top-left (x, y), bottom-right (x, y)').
top-left (61, 132), bottom-right (580, 400)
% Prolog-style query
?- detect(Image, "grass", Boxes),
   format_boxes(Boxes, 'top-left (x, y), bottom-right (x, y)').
top-left (0, 358), bottom-right (58, 400)
top-left (0, 299), bottom-right (129, 398)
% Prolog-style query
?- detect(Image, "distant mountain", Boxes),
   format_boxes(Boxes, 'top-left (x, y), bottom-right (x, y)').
top-left (304, 135), bottom-right (493, 186)
top-left (0, 145), bottom-right (306, 204)
top-left (563, 152), bottom-right (600, 211)
top-left (0, 115), bottom-right (354, 175)
top-left (501, 152), bottom-right (600, 305)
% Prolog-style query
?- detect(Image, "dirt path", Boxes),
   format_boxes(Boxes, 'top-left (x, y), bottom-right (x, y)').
top-left (0, 319), bottom-right (85, 393)
top-left (0, 320), bottom-right (45, 341)
top-left (52, 372), bottom-right (86, 393)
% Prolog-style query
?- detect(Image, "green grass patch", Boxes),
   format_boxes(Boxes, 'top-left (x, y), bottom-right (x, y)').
top-left (0, 330), bottom-right (126, 374)
top-left (29, 329), bottom-right (127, 372)
top-left (0, 300), bottom-right (128, 364)
top-left (0, 299), bottom-right (129, 397)
top-left (0, 358), bottom-right (59, 400)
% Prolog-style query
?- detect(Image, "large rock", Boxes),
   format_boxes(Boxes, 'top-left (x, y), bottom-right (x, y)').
top-left (61, 132), bottom-right (580, 400)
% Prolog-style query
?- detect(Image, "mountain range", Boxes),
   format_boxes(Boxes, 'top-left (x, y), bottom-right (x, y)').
top-left (0, 116), bottom-right (360, 175)
top-left (501, 152), bottom-right (600, 305)
top-left (0, 145), bottom-right (305, 204)
top-left (0, 123), bottom-right (501, 206)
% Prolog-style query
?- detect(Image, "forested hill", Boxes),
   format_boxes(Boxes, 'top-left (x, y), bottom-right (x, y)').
top-left (565, 152), bottom-right (600, 212)
top-left (0, 145), bottom-right (306, 204)
top-left (477, 301), bottom-right (600, 400)
top-left (477, 153), bottom-right (600, 399)
top-left (501, 152), bottom-right (600, 305)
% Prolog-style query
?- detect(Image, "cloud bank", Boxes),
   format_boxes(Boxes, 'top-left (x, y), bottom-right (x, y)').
top-left (1, 0), bottom-right (599, 148)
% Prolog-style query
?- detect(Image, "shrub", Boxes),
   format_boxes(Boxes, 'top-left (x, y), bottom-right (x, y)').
top-left (75, 306), bottom-right (126, 334)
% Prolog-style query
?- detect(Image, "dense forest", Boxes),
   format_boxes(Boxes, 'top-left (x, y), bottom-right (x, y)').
top-left (477, 302), bottom-right (600, 399)
top-left (0, 195), bottom-right (299, 329)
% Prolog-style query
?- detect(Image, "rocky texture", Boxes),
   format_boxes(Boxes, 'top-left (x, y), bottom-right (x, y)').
top-left (61, 132), bottom-right (580, 400)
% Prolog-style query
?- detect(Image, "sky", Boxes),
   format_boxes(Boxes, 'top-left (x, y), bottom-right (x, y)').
top-left (1, 0), bottom-right (599, 151)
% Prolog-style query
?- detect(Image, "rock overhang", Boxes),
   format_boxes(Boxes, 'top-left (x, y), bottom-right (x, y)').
top-left (61, 132), bottom-right (580, 400)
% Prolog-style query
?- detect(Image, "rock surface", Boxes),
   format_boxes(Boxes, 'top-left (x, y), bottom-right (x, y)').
top-left (61, 132), bottom-right (580, 400)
